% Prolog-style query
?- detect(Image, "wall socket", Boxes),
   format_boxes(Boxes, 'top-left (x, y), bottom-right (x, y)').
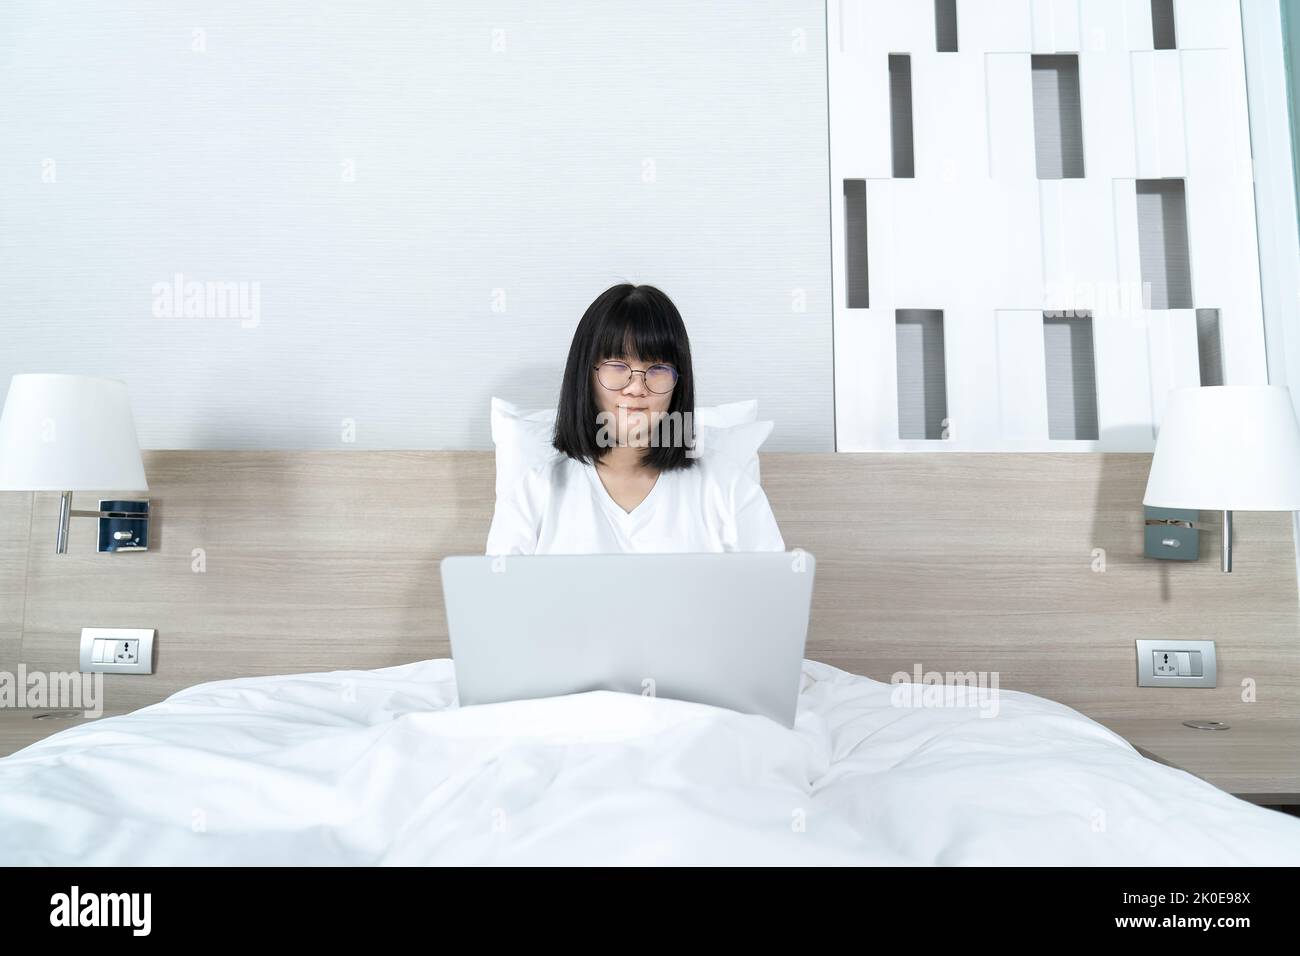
top-left (1135, 639), bottom-right (1216, 688)
top-left (79, 628), bottom-right (155, 675)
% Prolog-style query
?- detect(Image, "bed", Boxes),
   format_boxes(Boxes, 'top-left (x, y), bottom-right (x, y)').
top-left (3, 657), bottom-right (1297, 865)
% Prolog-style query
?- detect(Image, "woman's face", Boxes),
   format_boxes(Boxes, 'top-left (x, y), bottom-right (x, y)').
top-left (591, 354), bottom-right (676, 447)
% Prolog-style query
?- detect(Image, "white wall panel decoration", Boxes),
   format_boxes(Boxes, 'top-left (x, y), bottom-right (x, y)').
top-left (1031, 54), bottom-right (1086, 179)
top-left (1131, 50), bottom-right (1188, 177)
top-left (1043, 311), bottom-right (1099, 439)
top-left (1135, 178), bottom-right (1194, 308)
top-left (1180, 47), bottom-right (1269, 386)
top-left (894, 309), bottom-right (948, 439)
top-left (889, 55), bottom-right (917, 178)
top-left (1079, 0), bottom-right (1154, 53)
top-left (1030, 0), bottom-right (1082, 55)
top-left (843, 179), bottom-right (870, 308)
top-left (915, 53), bottom-right (992, 183)
top-left (956, 0), bottom-right (1034, 54)
top-left (829, 0), bottom-right (1269, 451)
top-left (986, 54), bottom-right (1038, 181)
top-left (1150, 0), bottom-right (1178, 49)
top-left (1194, 308), bottom-right (1224, 387)
top-left (1145, 308), bottom-right (1202, 427)
top-left (1039, 181), bottom-right (1112, 304)
top-left (995, 309), bottom-right (1050, 440)
top-left (934, 0), bottom-right (960, 52)
top-left (1093, 301), bottom-right (1157, 448)
top-left (1079, 45), bottom-right (1140, 180)
top-left (1173, 0), bottom-right (1241, 49)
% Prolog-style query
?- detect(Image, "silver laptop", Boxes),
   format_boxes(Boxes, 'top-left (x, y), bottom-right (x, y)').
top-left (441, 552), bottom-right (815, 728)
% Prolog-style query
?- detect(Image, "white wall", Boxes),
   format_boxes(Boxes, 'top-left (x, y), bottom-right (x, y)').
top-left (1241, 0), bottom-right (1300, 598)
top-left (0, 1), bottom-right (834, 450)
top-left (1243, 0), bottom-right (1300, 394)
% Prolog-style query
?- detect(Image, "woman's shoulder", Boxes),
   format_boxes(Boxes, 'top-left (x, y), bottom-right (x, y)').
top-left (516, 452), bottom-right (587, 492)
top-left (685, 448), bottom-right (758, 491)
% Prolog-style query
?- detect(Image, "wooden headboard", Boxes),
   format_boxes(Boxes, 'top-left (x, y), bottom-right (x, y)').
top-left (1, 451), bottom-right (1297, 721)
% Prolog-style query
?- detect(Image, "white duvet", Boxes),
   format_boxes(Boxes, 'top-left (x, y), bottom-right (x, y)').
top-left (1, 658), bottom-right (1297, 865)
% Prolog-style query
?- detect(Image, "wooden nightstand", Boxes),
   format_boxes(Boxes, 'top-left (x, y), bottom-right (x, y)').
top-left (0, 709), bottom-right (130, 758)
top-left (1101, 717), bottom-right (1300, 806)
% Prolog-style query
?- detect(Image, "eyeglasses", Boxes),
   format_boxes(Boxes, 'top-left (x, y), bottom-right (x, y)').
top-left (593, 360), bottom-right (679, 394)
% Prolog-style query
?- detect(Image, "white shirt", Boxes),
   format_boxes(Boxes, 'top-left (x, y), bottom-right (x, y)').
top-left (485, 452), bottom-right (786, 555)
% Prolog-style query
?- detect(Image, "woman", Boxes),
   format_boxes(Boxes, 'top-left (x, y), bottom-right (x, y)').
top-left (486, 283), bottom-right (785, 554)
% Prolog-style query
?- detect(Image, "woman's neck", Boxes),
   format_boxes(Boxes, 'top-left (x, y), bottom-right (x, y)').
top-left (598, 444), bottom-right (652, 474)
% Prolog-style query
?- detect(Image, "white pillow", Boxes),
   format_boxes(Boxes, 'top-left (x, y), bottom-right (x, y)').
top-left (490, 397), bottom-right (772, 499)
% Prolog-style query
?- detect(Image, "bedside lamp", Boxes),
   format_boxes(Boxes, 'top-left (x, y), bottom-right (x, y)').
top-left (1144, 385), bottom-right (1300, 572)
top-left (0, 374), bottom-right (150, 554)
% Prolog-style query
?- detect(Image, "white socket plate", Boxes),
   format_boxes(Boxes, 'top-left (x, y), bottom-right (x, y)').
top-left (1135, 638), bottom-right (1217, 688)
top-left (79, 627), bottom-right (155, 674)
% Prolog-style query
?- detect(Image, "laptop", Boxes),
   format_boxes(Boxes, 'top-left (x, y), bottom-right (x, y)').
top-left (440, 552), bottom-right (815, 728)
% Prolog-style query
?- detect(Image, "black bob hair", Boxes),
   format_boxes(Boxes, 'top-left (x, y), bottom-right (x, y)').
top-left (552, 283), bottom-right (697, 471)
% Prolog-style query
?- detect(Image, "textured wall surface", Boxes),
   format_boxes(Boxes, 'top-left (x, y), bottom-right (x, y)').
top-left (0, 1), bottom-right (834, 450)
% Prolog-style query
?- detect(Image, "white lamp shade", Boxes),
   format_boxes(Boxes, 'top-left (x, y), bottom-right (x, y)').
top-left (1144, 385), bottom-right (1300, 511)
top-left (0, 374), bottom-right (148, 491)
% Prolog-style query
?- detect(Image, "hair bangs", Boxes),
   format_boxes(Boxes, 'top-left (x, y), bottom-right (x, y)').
top-left (591, 290), bottom-right (683, 368)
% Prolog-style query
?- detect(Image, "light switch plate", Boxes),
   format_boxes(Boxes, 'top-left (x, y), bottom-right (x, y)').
top-left (1136, 638), bottom-right (1216, 688)
top-left (97, 499), bottom-right (149, 552)
top-left (79, 628), bottom-right (155, 674)
top-left (1144, 506), bottom-right (1199, 561)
